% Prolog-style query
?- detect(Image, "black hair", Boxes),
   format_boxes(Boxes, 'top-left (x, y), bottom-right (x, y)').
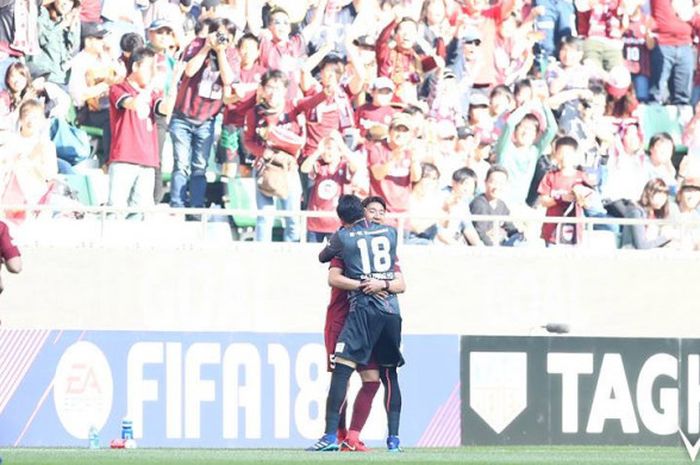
top-left (402, 104), bottom-right (424, 116)
top-left (260, 69), bottom-right (289, 87)
top-left (560, 35), bottom-right (583, 52)
top-left (486, 164), bottom-right (509, 180)
top-left (120, 32), bottom-right (145, 54)
top-left (362, 196), bottom-right (387, 210)
top-left (319, 53), bottom-right (346, 70)
top-left (180, 0), bottom-right (192, 6)
top-left (554, 135), bottom-right (579, 152)
top-left (337, 194), bottom-right (365, 224)
top-left (516, 113), bottom-right (540, 132)
top-left (237, 32), bottom-right (260, 48)
top-left (490, 84), bottom-right (513, 101)
top-left (513, 78), bottom-right (532, 96)
top-left (129, 47), bottom-right (156, 71)
top-left (269, 6), bottom-right (290, 18)
top-left (452, 167), bottom-right (477, 184)
top-left (649, 132), bottom-right (674, 150)
top-left (420, 162), bottom-right (440, 181)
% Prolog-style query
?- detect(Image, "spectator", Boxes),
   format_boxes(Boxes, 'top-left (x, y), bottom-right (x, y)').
top-left (29, 0), bottom-right (81, 86)
top-left (650, 0), bottom-right (696, 106)
top-left (437, 166), bottom-right (481, 245)
top-left (493, 7), bottom-right (544, 86)
top-left (620, 177), bottom-right (676, 248)
top-left (0, 219), bottom-right (21, 295)
top-left (243, 70), bottom-right (305, 242)
top-left (675, 176), bottom-right (700, 249)
top-left (68, 23), bottom-right (124, 165)
top-left (220, 33), bottom-right (266, 176)
top-left (304, 0), bottom-right (359, 58)
top-left (367, 112), bottom-right (422, 220)
top-left (494, 98), bottom-right (557, 207)
top-left (407, 162), bottom-right (442, 244)
top-left (470, 164), bottom-right (522, 246)
top-left (0, 62), bottom-right (32, 138)
top-left (146, 19), bottom-right (179, 203)
top-left (106, 47), bottom-right (166, 219)
top-left (490, 84), bottom-right (515, 135)
top-left (355, 76), bottom-right (398, 143)
top-left (467, 92), bottom-right (496, 145)
top-left (456, 126), bottom-right (489, 192)
top-left (376, 13), bottom-right (442, 104)
top-left (446, 27), bottom-right (482, 115)
top-left (601, 120), bottom-right (652, 201)
top-left (622, 0), bottom-right (656, 103)
top-left (647, 132), bottom-right (678, 193)
top-left (169, 18), bottom-right (238, 214)
top-left (301, 131), bottom-right (357, 242)
top-left (119, 32), bottom-right (146, 75)
top-left (537, 136), bottom-right (592, 245)
top-left (1, 99), bottom-right (58, 205)
top-left (533, 0), bottom-right (576, 69)
top-left (605, 65), bottom-right (639, 119)
top-left (546, 37), bottom-right (594, 106)
top-left (418, 0), bottom-right (453, 57)
top-left (576, 0), bottom-right (626, 72)
top-left (427, 69), bottom-right (464, 126)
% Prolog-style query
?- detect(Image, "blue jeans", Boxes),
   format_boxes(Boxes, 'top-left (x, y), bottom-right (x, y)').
top-left (651, 44), bottom-right (694, 105)
top-left (306, 231), bottom-right (331, 243)
top-left (168, 115), bottom-right (215, 208)
top-left (253, 168), bottom-right (301, 242)
top-left (534, 0), bottom-right (575, 72)
top-left (633, 74), bottom-right (651, 103)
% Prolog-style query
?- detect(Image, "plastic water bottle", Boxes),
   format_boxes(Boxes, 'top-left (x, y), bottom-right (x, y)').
top-left (121, 418), bottom-right (133, 440)
top-left (88, 426), bottom-right (99, 449)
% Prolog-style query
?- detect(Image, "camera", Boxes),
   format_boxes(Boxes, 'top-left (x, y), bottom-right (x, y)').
top-left (215, 31), bottom-right (229, 45)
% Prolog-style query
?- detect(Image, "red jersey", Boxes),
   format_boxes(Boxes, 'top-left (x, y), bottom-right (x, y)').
top-left (301, 86), bottom-right (355, 159)
top-left (108, 80), bottom-right (162, 168)
top-left (173, 38), bottom-right (240, 123)
top-left (223, 63), bottom-right (266, 127)
top-left (623, 15), bottom-right (655, 76)
top-left (355, 103), bottom-right (397, 139)
top-left (242, 103), bottom-right (304, 160)
top-left (307, 161), bottom-right (351, 233)
top-left (258, 34), bottom-right (305, 101)
top-left (0, 220), bottom-right (20, 260)
top-left (367, 141), bottom-right (412, 214)
top-left (538, 169), bottom-right (588, 243)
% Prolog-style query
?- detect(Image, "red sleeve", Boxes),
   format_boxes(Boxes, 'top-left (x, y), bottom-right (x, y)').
top-left (258, 36), bottom-right (272, 68)
top-left (329, 257), bottom-right (344, 269)
top-left (367, 142), bottom-right (389, 166)
top-left (183, 38), bottom-right (205, 61)
top-left (0, 223), bottom-right (20, 260)
top-left (537, 171), bottom-right (554, 196)
top-left (291, 90), bottom-right (326, 119)
top-left (243, 107), bottom-right (266, 159)
top-left (109, 82), bottom-right (129, 109)
top-left (376, 20), bottom-right (397, 77)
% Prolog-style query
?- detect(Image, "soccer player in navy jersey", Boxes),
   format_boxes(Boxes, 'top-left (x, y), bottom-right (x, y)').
top-left (308, 195), bottom-right (405, 452)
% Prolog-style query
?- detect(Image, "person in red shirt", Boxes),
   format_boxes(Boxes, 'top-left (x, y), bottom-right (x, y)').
top-left (622, 2), bottom-right (656, 102)
top-left (220, 33), bottom-right (267, 176)
top-left (318, 196), bottom-right (406, 452)
top-left (537, 136), bottom-right (593, 245)
top-left (107, 47), bottom-right (168, 219)
top-left (243, 70), bottom-right (307, 242)
top-left (355, 77), bottom-right (399, 143)
top-left (301, 131), bottom-right (358, 242)
top-left (367, 112), bottom-right (422, 220)
top-left (0, 219), bottom-right (21, 295)
top-left (168, 18), bottom-right (238, 214)
top-left (376, 13), bottom-right (442, 104)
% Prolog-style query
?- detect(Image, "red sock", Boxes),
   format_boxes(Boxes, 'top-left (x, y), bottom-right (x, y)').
top-left (349, 381), bottom-right (380, 432)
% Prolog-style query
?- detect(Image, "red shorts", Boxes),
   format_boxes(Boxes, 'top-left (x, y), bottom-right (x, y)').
top-left (324, 317), bottom-right (378, 373)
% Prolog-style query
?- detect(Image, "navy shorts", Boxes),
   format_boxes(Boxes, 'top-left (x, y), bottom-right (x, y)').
top-left (334, 302), bottom-right (404, 368)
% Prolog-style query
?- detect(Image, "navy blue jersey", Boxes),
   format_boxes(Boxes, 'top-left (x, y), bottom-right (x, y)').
top-left (336, 220), bottom-right (400, 315)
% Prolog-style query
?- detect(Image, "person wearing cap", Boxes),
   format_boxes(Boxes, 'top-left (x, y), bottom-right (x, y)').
top-left (604, 65), bottom-right (638, 119)
top-left (355, 77), bottom-right (398, 142)
top-left (28, 0), bottom-right (81, 86)
top-left (366, 112), bottom-right (422, 222)
top-left (467, 92), bottom-right (496, 144)
top-left (68, 22), bottom-right (124, 164)
top-left (445, 27), bottom-right (482, 116)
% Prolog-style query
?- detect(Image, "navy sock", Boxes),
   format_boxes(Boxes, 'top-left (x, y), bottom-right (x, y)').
top-left (324, 363), bottom-right (354, 435)
top-left (381, 367), bottom-right (401, 436)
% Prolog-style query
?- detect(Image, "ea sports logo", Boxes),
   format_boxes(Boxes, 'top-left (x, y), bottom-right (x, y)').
top-left (53, 341), bottom-right (113, 438)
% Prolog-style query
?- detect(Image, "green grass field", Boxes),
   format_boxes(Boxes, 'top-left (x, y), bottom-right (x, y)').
top-left (0, 446), bottom-right (695, 465)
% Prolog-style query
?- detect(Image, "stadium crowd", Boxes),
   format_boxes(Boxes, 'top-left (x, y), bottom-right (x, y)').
top-left (1, 0), bottom-right (700, 248)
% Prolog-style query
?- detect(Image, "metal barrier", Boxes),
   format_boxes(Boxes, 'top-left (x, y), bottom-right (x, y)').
top-left (2, 203), bottom-right (700, 245)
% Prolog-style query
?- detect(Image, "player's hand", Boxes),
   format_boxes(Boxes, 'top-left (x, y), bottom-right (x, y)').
top-left (360, 278), bottom-right (387, 295)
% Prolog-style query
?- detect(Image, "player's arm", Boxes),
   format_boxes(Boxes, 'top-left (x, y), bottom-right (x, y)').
top-left (318, 231), bottom-right (342, 263)
top-left (328, 267), bottom-right (362, 291)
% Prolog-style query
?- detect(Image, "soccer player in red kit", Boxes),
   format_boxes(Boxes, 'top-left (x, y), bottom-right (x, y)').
top-left (316, 196), bottom-right (405, 452)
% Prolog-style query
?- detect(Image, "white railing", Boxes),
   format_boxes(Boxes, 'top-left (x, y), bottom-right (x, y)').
top-left (3, 204), bottom-right (700, 246)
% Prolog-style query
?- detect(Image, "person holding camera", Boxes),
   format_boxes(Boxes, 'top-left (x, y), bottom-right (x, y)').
top-left (168, 18), bottom-right (239, 218)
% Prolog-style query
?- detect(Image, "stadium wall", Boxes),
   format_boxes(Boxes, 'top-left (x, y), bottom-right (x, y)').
top-left (1, 244), bottom-right (699, 448)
